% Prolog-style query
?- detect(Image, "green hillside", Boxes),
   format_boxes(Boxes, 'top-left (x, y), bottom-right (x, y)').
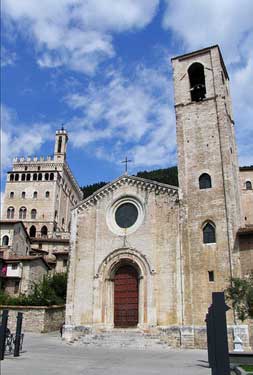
top-left (80, 166), bottom-right (178, 199)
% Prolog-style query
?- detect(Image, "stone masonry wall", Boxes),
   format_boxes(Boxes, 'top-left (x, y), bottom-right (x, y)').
top-left (0, 305), bottom-right (65, 333)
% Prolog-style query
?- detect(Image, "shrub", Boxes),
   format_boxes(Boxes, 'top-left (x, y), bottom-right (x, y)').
top-left (0, 272), bottom-right (67, 306)
top-left (226, 273), bottom-right (253, 321)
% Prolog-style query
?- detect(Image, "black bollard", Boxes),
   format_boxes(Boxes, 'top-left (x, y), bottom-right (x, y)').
top-left (211, 292), bottom-right (230, 375)
top-left (0, 309), bottom-right (9, 360)
top-left (14, 312), bottom-right (23, 357)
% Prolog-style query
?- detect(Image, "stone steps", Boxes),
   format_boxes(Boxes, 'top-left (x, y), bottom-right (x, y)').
top-left (77, 329), bottom-right (170, 350)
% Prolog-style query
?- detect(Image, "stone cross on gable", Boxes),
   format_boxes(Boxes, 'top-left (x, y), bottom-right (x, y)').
top-left (121, 156), bottom-right (132, 175)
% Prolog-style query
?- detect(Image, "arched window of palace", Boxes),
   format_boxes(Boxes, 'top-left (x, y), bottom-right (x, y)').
top-left (45, 173), bottom-right (49, 181)
top-left (38, 173), bottom-right (42, 181)
top-left (199, 173), bottom-right (212, 189)
top-left (33, 191), bottom-right (37, 199)
top-left (246, 181), bottom-right (252, 190)
top-left (10, 174), bottom-right (14, 181)
top-left (10, 192), bottom-right (14, 199)
top-left (7, 207), bottom-right (15, 219)
top-left (45, 191), bottom-right (50, 198)
top-left (50, 173), bottom-right (54, 181)
top-left (33, 173), bottom-right (37, 181)
top-left (188, 62), bottom-right (206, 102)
top-left (15, 174), bottom-right (19, 181)
top-left (21, 174), bottom-right (26, 181)
top-left (26, 173), bottom-right (31, 181)
top-left (203, 222), bottom-right (216, 244)
top-left (19, 207), bottom-right (27, 219)
top-left (31, 209), bottom-right (37, 219)
top-left (57, 136), bottom-right (62, 153)
top-left (29, 225), bottom-right (36, 238)
top-left (41, 225), bottom-right (48, 237)
top-left (2, 235), bottom-right (9, 246)
top-left (21, 192), bottom-right (26, 199)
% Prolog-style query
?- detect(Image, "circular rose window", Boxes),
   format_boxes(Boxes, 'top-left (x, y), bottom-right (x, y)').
top-left (115, 202), bottom-right (138, 228)
top-left (107, 196), bottom-right (144, 235)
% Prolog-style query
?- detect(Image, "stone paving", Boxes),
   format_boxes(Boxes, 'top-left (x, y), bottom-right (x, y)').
top-left (1, 332), bottom-right (211, 375)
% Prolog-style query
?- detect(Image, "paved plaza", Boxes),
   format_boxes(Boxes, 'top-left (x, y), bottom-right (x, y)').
top-left (1, 332), bottom-right (211, 375)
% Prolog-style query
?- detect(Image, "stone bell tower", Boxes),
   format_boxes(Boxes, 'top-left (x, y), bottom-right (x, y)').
top-left (171, 45), bottom-right (242, 327)
top-left (54, 127), bottom-right (68, 162)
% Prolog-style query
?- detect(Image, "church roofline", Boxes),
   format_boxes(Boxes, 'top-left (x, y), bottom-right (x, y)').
top-left (74, 174), bottom-right (179, 212)
top-left (171, 44), bottom-right (229, 80)
top-left (239, 166), bottom-right (253, 171)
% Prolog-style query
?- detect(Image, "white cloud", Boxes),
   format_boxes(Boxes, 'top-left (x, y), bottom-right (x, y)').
top-left (163, 0), bottom-right (253, 64)
top-left (163, 0), bottom-right (253, 166)
top-left (1, 46), bottom-right (16, 67)
top-left (0, 105), bottom-right (53, 172)
top-left (65, 65), bottom-right (176, 169)
top-left (231, 57), bottom-right (253, 166)
top-left (2, 0), bottom-right (159, 74)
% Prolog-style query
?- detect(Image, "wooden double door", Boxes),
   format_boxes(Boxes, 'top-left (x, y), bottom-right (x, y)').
top-left (114, 265), bottom-right (139, 327)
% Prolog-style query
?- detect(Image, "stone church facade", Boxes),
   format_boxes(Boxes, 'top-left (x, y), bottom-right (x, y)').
top-left (64, 45), bottom-right (253, 348)
top-left (1, 45), bottom-right (252, 348)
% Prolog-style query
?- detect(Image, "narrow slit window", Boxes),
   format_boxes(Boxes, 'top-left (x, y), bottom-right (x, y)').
top-left (208, 271), bottom-right (214, 282)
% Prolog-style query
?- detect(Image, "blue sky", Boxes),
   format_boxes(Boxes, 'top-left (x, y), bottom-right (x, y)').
top-left (1, 1), bottom-right (253, 196)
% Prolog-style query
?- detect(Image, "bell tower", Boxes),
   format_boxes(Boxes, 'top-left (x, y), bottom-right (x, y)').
top-left (54, 127), bottom-right (68, 162)
top-left (171, 45), bottom-right (242, 326)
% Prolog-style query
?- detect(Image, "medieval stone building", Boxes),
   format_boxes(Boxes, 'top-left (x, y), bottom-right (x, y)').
top-left (1, 45), bottom-right (252, 348)
top-left (63, 45), bottom-right (253, 348)
top-left (1, 129), bottom-right (83, 272)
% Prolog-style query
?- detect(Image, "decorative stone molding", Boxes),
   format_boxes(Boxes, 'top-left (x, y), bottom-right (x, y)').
top-left (76, 175), bottom-right (179, 213)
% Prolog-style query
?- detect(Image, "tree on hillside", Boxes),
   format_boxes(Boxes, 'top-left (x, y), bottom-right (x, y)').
top-left (80, 166), bottom-right (178, 199)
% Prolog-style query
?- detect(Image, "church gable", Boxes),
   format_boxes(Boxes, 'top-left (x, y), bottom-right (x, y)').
top-left (75, 175), bottom-right (179, 213)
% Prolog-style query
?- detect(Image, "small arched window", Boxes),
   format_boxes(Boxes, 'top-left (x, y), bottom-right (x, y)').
top-left (21, 192), bottom-right (26, 199)
top-left (10, 192), bottom-right (14, 199)
top-left (15, 174), bottom-right (19, 181)
top-left (7, 207), bottom-right (15, 219)
top-left (10, 174), bottom-right (14, 181)
top-left (199, 173), bottom-right (212, 189)
top-left (58, 136), bottom-right (62, 153)
top-left (33, 173), bottom-right (37, 181)
top-left (21, 174), bottom-right (26, 181)
top-left (50, 173), bottom-right (54, 181)
top-left (33, 191), bottom-right (38, 199)
top-left (38, 173), bottom-right (42, 181)
top-left (188, 62), bottom-right (206, 102)
top-left (29, 225), bottom-right (36, 238)
top-left (45, 191), bottom-right (50, 198)
top-left (31, 209), bottom-right (37, 219)
top-left (26, 173), bottom-right (31, 181)
top-left (41, 225), bottom-right (48, 237)
top-left (246, 181), bottom-right (252, 190)
top-left (203, 222), bottom-right (216, 244)
top-left (19, 207), bottom-right (27, 219)
top-left (45, 173), bottom-right (49, 181)
top-left (2, 235), bottom-right (9, 246)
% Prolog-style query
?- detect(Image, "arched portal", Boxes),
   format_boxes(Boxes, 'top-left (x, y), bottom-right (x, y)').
top-left (95, 248), bottom-right (155, 330)
top-left (114, 264), bottom-right (139, 327)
